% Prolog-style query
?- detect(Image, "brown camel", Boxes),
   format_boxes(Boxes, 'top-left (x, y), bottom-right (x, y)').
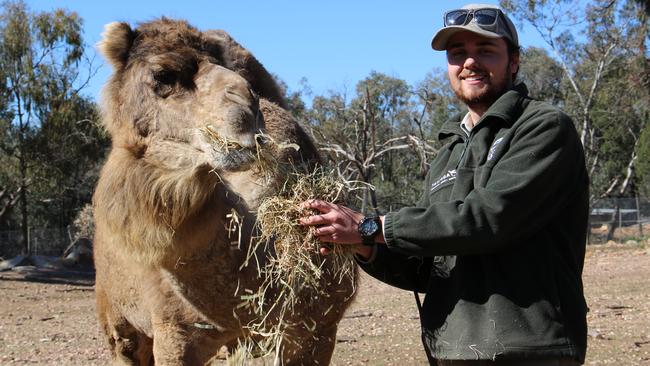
top-left (93, 18), bottom-right (357, 365)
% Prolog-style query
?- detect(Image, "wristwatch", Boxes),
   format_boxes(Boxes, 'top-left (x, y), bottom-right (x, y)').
top-left (358, 216), bottom-right (381, 246)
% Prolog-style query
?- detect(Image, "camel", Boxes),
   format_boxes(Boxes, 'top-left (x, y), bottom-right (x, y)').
top-left (92, 18), bottom-right (357, 365)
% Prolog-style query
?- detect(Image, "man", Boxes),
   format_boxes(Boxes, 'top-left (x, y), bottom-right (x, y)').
top-left (299, 3), bottom-right (588, 366)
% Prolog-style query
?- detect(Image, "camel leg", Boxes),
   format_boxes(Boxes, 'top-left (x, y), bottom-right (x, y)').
top-left (96, 285), bottom-right (154, 366)
top-left (279, 323), bottom-right (339, 366)
top-left (151, 321), bottom-right (226, 366)
top-left (110, 325), bottom-right (154, 366)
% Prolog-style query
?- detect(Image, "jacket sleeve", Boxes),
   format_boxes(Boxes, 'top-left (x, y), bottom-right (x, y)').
top-left (356, 168), bottom-right (435, 292)
top-left (357, 244), bottom-right (433, 293)
top-left (383, 110), bottom-right (586, 256)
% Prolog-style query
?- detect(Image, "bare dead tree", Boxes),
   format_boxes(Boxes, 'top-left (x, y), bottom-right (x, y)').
top-left (317, 87), bottom-right (438, 213)
top-left (0, 186), bottom-right (23, 225)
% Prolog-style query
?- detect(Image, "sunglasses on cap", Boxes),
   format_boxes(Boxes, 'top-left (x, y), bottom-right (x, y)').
top-left (444, 8), bottom-right (503, 29)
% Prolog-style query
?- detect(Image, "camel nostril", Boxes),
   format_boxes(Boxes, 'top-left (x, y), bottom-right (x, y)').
top-left (255, 133), bottom-right (269, 146)
top-left (254, 108), bottom-right (264, 131)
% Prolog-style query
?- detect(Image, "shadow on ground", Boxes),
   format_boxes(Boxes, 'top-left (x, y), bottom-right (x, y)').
top-left (0, 262), bottom-right (95, 287)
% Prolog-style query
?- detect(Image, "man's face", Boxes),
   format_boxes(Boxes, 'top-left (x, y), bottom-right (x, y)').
top-left (446, 31), bottom-right (519, 109)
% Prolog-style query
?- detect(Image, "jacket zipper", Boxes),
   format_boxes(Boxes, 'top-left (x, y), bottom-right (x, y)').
top-left (455, 131), bottom-right (473, 169)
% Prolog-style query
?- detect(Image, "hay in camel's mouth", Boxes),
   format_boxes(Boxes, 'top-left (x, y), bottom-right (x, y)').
top-left (201, 125), bottom-right (361, 363)
top-left (200, 124), bottom-right (304, 181)
top-left (200, 125), bottom-right (271, 175)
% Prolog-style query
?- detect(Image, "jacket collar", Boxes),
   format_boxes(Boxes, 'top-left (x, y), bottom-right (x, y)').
top-left (438, 83), bottom-right (529, 142)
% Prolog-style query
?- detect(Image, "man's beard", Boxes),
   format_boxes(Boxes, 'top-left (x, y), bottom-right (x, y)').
top-left (453, 84), bottom-right (506, 109)
top-left (453, 64), bottom-right (513, 110)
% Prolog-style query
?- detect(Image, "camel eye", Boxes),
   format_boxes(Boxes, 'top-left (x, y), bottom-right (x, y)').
top-left (152, 70), bottom-right (175, 98)
top-left (153, 70), bottom-right (176, 85)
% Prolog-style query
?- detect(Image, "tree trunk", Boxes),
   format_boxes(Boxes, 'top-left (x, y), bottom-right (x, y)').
top-left (636, 196), bottom-right (643, 237)
top-left (18, 115), bottom-right (29, 255)
top-left (0, 187), bottom-right (22, 225)
top-left (19, 156), bottom-right (29, 255)
top-left (606, 204), bottom-right (620, 242)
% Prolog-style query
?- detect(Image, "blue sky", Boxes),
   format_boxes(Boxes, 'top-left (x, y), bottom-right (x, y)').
top-left (26, 0), bottom-right (546, 102)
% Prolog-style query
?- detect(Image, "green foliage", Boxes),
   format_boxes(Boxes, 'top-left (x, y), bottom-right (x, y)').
top-left (272, 74), bottom-right (308, 121)
top-left (519, 47), bottom-right (564, 104)
top-left (637, 122), bottom-right (650, 196)
top-left (502, 0), bottom-right (650, 202)
top-left (416, 69), bottom-right (464, 141)
top-left (304, 72), bottom-right (441, 211)
top-left (0, 0), bottom-right (108, 235)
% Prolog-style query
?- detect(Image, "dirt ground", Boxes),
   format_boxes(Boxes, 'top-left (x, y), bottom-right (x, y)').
top-left (0, 241), bottom-right (649, 365)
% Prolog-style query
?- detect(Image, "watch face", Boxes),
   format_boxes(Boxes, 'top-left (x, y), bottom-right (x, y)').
top-left (360, 217), bottom-right (379, 237)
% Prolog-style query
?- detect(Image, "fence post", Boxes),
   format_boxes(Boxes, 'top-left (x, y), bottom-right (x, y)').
top-left (637, 196), bottom-right (643, 237)
top-left (33, 228), bottom-right (37, 256)
top-left (27, 227), bottom-right (31, 256)
top-left (618, 207), bottom-right (623, 229)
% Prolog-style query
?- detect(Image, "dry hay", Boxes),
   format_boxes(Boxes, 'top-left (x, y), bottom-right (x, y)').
top-left (201, 125), bottom-right (298, 185)
top-left (200, 126), bottom-right (361, 364)
top-left (69, 204), bottom-right (95, 242)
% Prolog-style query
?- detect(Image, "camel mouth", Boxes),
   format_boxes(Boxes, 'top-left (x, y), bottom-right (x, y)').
top-left (220, 148), bottom-right (258, 171)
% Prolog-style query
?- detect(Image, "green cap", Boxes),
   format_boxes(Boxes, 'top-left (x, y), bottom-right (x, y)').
top-left (431, 4), bottom-right (519, 51)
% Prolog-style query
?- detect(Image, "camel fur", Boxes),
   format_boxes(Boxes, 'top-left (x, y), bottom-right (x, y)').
top-left (93, 18), bottom-right (357, 365)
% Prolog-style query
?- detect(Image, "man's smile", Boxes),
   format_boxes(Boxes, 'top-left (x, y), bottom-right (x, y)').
top-left (461, 73), bottom-right (488, 84)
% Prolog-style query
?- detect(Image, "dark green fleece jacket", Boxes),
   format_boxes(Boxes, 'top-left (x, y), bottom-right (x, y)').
top-left (360, 84), bottom-right (589, 363)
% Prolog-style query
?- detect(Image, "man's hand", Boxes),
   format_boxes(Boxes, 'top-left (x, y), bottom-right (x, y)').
top-left (298, 199), bottom-right (381, 258)
top-left (299, 199), bottom-right (364, 244)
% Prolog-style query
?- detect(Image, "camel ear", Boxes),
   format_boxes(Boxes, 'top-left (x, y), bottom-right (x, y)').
top-left (203, 29), bottom-right (287, 108)
top-left (98, 22), bottom-right (136, 69)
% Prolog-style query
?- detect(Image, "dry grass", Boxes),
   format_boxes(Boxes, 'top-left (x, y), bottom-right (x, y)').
top-left (201, 126), bottom-right (360, 364)
top-left (69, 204), bottom-right (95, 242)
top-left (232, 170), bottom-right (361, 364)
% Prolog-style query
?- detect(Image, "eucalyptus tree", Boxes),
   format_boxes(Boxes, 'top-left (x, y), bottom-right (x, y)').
top-left (501, 0), bottom-right (649, 202)
top-left (0, 1), bottom-right (104, 252)
top-left (307, 72), bottom-right (438, 212)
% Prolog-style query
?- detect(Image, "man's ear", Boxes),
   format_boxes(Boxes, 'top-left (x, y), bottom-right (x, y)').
top-left (509, 52), bottom-right (520, 77)
top-left (98, 22), bottom-right (137, 70)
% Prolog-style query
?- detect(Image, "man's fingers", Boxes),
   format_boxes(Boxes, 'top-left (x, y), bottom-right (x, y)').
top-left (313, 225), bottom-right (335, 237)
top-left (300, 199), bottom-right (335, 213)
top-left (299, 213), bottom-right (330, 226)
top-left (316, 234), bottom-right (335, 243)
top-left (319, 246), bottom-right (332, 256)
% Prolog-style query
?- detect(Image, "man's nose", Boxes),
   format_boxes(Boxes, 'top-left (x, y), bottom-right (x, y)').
top-left (463, 55), bottom-right (479, 69)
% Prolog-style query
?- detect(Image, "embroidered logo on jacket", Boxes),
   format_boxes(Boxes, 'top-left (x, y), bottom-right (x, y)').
top-left (487, 137), bottom-right (505, 161)
top-left (430, 169), bottom-right (457, 192)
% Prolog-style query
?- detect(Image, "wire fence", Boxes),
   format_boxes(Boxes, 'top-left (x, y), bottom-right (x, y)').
top-left (0, 197), bottom-right (648, 258)
top-left (589, 197), bottom-right (649, 244)
top-left (0, 227), bottom-right (71, 258)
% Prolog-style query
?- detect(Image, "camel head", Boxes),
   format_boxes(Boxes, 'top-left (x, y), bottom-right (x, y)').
top-left (98, 18), bottom-right (285, 160)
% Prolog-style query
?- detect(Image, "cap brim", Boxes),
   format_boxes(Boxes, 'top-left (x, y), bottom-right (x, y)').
top-left (431, 25), bottom-right (504, 51)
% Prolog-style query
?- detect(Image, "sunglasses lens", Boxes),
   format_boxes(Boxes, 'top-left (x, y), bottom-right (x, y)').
top-left (474, 9), bottom-right (498, 25)
top-left (445, 10), bottom-right (468, 26)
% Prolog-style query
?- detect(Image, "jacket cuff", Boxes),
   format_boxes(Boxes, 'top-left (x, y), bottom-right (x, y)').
top-left (383, 211), bottom-right (396, 247)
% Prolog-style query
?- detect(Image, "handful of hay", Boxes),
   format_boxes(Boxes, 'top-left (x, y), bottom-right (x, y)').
top-left (230, 168), bottom-right (361, 364)
top-left (254, 167), bottom-right (359, 300)
top-left (200, 125), bottom-right (361, 363)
